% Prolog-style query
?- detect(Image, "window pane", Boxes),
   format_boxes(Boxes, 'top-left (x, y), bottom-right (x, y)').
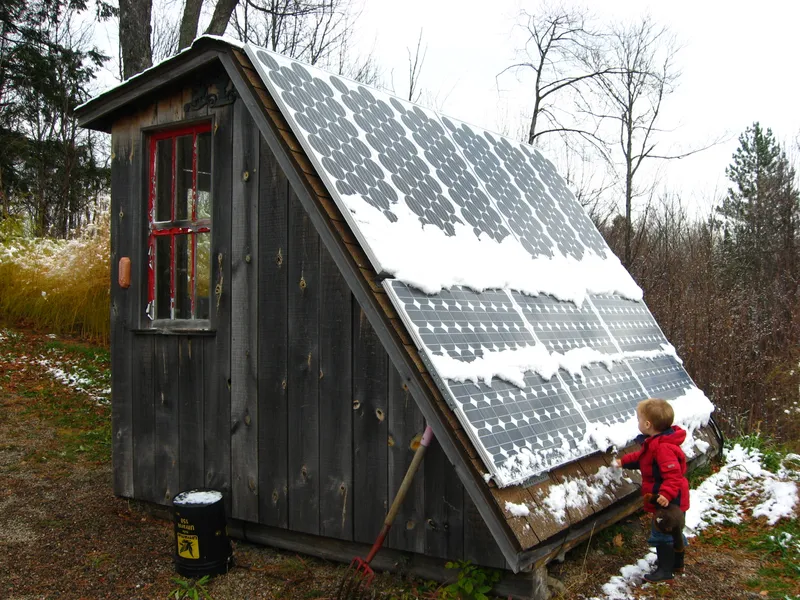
top-left (175, 234), bottom-right (191, 319)
top-left (155, 139), bottom-right (173, 222)
top-left (176, 135), bottom-right (193, 221)
top-left (196, 232), bottom-right (211, 320)
top-left (156, 236), bottom-right (171, 319)
top-left (197, 132), bottom-right (212, 219)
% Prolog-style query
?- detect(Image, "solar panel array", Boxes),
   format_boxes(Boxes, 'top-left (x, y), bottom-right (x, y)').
top-left (246, 45), bottom-right (701, 486)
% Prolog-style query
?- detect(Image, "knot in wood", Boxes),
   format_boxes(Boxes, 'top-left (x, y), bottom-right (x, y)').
top-left (426, 518), bottom-right (436, 530)
top-left (275, 248), bottom-right (283, 266)
top-left (405, 520), bottom-right (415, 530)
top-left (272, 490), bottom-right (279, 503)
top-left (299, 276), bottom-right (307, 290)
top-left (375, 408), bottom-right (385, 422)
top-left (244, 414), bottom-right (251, 426)
top-left (352, 399), bottom-right (361, 410)
top-left (301, 465), bottom-right (309, 479)
top-left (242, 170), bottom-right (250, 182)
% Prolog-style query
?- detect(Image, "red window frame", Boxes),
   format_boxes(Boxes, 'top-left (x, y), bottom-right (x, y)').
top-left (147, 122), bottom-right (212, 321)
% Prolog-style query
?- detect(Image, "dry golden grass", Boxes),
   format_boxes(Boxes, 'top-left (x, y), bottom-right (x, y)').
top-left (0, 214), bottom-right (110, 344)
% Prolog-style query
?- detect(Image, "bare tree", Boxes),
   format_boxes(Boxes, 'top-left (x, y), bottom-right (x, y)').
top-left (406, 29), bottom-right (426, 102)
top-left (500, 4), bottom-right (609, 151)
top-left (583, 16), bottom-right (681, 267)
top-left (120, 0), bottom-right (241, 78)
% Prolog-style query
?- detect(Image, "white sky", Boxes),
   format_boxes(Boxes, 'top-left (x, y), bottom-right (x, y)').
top-left (85, 0), bottom-right (800, 218)
top-left (351, 0), bottom-right (800, 217)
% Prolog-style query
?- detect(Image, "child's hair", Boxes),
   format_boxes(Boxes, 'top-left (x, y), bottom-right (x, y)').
top-left (637, 398), bottom-right (674, 431)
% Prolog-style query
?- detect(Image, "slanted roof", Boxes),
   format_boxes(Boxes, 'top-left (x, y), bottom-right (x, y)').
top-left (76, 36), bottom-right (721, 572)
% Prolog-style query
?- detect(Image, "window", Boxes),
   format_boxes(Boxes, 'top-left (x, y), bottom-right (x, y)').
top-left (147, 123), bottom-right (212, 323)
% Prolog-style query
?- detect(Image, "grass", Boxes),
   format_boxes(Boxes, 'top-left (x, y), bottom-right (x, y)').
top-left (0, 214), bottom-right (110, 344)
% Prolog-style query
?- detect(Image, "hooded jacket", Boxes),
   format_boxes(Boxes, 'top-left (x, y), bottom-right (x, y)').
top-left (621, 426), bottom-right (690, 513)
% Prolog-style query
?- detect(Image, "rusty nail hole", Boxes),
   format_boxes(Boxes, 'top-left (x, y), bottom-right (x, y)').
top-left (339, 483), bottom-right (346, 493)
top-left (387, 435), bottom-right (395, 447)
top-left (375, 408), bottom-right (385, 421)
top-left (282, 379), bottom-right (287, 390)
top-left (248, 477), bottom-right (256, 491)
top-left (426, 518), bottom-right (436, 530)
top-left (272, 491), bottom-right (279, 503)
top-left (352, 399), bottom-right (361, 410)
top-left (402, 383), bottom-right (409, 391)
top-left (299, 276), bottom-right (307, 289)
top-left (405, 520), bottom-right (415, 530)
top-left (245, 254), bottom-right (251, 263)
top-left (243, 170), bottom-right (250, 182)
top-left (301, 465), bottom-right (308, 478)
top-left (275, 249), bottom-right (283, 266)
top-left (244, 414), bottom-right (251, 426)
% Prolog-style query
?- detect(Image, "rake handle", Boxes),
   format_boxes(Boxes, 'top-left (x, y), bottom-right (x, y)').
top-left (364, 425), bottom-right (433, 564)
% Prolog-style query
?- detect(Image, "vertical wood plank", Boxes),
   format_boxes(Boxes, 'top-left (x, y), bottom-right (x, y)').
top-left (154, 337), bottom-right (180, 504)
top-left (463, 492), bottom-right (506, 568)
top-left (205, 101), bottom-right (234, 503)
top-left (110, 123), bottom-right (134, 498)
top-left (352, 307), bottom-right (389, 544)
top-left (179, 337), bottom-right (204, 491)
top-left (257, 141), bottom-right (289, 528)
top-left (423, 441), bottom-right (464, 559)
top-left (230, 102), bottom-right (260, 522)
top-left (132, 334), bottom-right (156, 503)
top-left (386, 365), bottom-right (425, 553)
top-left (318, 250), bottom-right (353, 540)
top-left (287, 191), bottom-right (320, 535)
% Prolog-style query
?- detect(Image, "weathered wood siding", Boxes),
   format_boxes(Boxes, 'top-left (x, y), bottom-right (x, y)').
top-left (110, 77), bottom-right (506, 567)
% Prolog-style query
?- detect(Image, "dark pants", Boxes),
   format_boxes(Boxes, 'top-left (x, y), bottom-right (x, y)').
top-left (648, 504), bottom-right (686, 551)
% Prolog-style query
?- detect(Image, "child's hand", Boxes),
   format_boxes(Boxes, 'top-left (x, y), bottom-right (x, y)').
top-left (656, 494), bottom-right (669, 507)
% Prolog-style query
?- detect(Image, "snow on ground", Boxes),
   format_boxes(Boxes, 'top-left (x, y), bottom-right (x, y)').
top-left (588, 444), bottom-right (800, 600)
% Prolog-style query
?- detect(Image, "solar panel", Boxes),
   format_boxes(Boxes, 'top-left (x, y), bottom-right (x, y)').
top-left (626, 355), bottom-right (696, 401)
top-left (560, 362), bottom-right (646, 425)
top-left (245, 44), bottom-right (702, 487)
top-left (448, 374), bottom-right (587, 478)
top-left (588, 294), bottom-right (672, 352)
top-left (511, 291), bottom-right (617, 354)
top-left (387, 281), bottom-right (534, 361)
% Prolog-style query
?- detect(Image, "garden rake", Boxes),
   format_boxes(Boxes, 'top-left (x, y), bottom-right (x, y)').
top-left (336, 425), bottom-right (434, 600)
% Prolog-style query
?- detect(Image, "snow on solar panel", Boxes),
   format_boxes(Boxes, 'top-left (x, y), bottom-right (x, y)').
top-left (245, 44), bottom-right (711, 487)
top-left (626, 355), bottom-right (696, 401)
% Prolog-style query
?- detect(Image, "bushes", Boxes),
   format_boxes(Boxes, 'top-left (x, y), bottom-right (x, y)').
top-left (0, 214), bottom-right (110, 344)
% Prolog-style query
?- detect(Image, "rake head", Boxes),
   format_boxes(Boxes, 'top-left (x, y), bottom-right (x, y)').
top-left (335, 556), bottom-right (376, 600)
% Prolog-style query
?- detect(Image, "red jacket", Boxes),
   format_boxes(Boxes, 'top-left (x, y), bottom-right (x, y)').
top-left (621, 426), bottom-right (690, 513)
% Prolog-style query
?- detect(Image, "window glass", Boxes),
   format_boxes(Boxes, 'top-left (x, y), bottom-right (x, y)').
top-left (176, 135), bottom-right (193, 221)
top-left (174, 234), bottom-right (191, 319)
top-left (155, 139), bottom-right (173, 222)
top-left (196, 232), bottom-right (211, 320)
top-left (156, 236), bottom-right (172, 320)
top-left (197, 132), bottom-right (212, 219)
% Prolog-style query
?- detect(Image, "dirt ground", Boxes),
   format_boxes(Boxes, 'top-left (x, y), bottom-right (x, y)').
top-left (0, 328), bottom-right (791, 600)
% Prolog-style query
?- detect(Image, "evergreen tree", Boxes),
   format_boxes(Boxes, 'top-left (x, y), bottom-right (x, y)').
top-left (0, 0), bottom-right (108, 235)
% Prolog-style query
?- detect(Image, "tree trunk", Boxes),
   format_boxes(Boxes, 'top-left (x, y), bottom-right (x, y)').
top-left (119, 0), bottom-right (154, 79)
top-left (205, 0), bottom-right (240, 36)
top-left (179, 0), bottom-right (204, 50)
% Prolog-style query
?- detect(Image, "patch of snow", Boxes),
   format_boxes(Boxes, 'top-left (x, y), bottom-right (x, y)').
top-left (173, 489), bottom-right (223, 505)
top-left (752, 479), bottom-right (798, 525)
top-left (533, 466), bottom-right (625, 523)
top-left (504, 501), bottom-right (530, 517)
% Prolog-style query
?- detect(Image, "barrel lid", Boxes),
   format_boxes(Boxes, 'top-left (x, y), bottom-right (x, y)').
top-left (173, 489), bottom-right (223, 506)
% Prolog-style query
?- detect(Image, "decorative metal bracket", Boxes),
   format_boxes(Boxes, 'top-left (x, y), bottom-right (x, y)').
top-left (185, 75), bottom-right (238, 112)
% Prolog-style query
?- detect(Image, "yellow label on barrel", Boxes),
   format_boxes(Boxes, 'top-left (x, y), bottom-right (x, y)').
top-left (177, 533), bottom-right (199, 559)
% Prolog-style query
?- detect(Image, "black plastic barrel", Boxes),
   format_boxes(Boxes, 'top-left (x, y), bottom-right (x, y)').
top-left (172, 489), bottom-right (233, 577)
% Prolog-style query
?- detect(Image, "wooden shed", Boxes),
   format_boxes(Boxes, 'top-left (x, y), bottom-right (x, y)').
top-left (76, 36), bottom-right (721, 598)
